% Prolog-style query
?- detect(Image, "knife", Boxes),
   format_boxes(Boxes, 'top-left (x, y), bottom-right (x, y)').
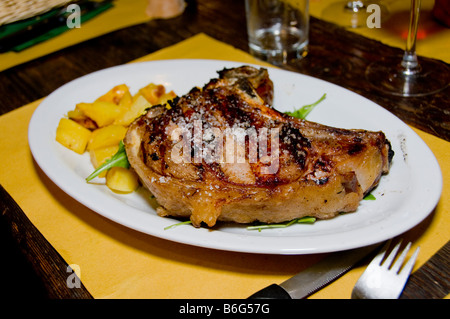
top-left (248, 243), bottom-right (381, 299)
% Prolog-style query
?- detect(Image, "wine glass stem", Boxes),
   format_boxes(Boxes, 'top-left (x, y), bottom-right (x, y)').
top-left (345, 1), bottom-right (365, 12)
top-left (401, 0), bottom-right (421, 75)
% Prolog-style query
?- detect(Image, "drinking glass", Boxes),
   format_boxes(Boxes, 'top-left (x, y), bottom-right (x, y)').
top-left (245, 0), bottom-right (309, 66)
top-left (365, 0), bottom-right (449, 97)
top-left (321, 1), bottom-right (388, 28)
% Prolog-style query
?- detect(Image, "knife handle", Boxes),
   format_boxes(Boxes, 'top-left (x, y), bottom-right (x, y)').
top-left (247, 284), bottom-right (292, 299)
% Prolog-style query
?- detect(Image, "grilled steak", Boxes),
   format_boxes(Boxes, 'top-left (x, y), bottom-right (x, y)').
top-left (124, 66), bottom-right (393, 227)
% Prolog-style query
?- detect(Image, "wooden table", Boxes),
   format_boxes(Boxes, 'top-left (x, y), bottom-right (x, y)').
top-left (0, 0), bottom-right (448, 299)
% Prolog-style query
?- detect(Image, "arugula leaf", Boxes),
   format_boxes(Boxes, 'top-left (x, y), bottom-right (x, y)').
top-left (285, 93), bottom-right (326, 119)
top-left (246, 216), bottom-right (316, 231)
top-left (164, 220), bottom-right (192, 230)
top-left (86, 140), bottom-right (130, 182)
top-left (363, 193), bottom-right (376, 200)
top-left (164, 217), bottom-right (316, 231)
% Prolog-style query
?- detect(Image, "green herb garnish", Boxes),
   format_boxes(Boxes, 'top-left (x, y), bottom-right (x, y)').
top-left (363, 193), bottom-right (376, 200)
top-left (86, 140), bottom-right (130, 182)
top-left (246, 216), bottom-right (316, 231)
top-left (164, 220), bottom-right (192, 230)
top-left (163, 217), bottom-right (316, 231)
top-left (285, 93), bottom-right (327, 119)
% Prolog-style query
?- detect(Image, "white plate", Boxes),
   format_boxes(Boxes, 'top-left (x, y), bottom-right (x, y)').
top-left (28, 59), bottom-right (442, 255)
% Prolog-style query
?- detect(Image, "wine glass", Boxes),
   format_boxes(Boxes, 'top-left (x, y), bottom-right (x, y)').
top-left (365, 0), bottom-right (450, 97)
top-left (321, 1), bottom-right (389, 28)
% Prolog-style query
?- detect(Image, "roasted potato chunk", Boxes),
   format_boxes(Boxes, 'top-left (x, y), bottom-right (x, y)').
top-left (89, 145), bottom-right (120, 178)
top-left (76, 101), bottom-right (125, 127)
top-left (56, 118), bottom-right (92, 154)
top-left (114, 95), bottom-right (151, 126)
top-left (87, 125), bottom-right (127, 150)
top-left (96, 84), bottom-right (130, 104)
top-left (106, 167), bottom-right (139, 193)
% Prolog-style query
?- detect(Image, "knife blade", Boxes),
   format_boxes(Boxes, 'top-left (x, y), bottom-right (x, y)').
top-left (248, 243), bottom-right (381, 299)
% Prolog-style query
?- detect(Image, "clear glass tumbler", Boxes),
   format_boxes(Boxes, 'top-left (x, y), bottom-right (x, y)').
top-left (245, 0), bottom-right (309, 66)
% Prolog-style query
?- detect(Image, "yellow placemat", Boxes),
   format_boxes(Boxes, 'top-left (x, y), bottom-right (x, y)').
top-left (0, 33), bottom-right (449, 299)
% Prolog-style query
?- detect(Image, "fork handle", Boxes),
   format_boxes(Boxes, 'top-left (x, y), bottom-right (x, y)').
top-left (247, 284), bottom-right (292, 299)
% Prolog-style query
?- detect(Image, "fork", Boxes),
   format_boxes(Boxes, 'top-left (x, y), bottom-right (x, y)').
top-left (351, 239), bottom-right (420, 299)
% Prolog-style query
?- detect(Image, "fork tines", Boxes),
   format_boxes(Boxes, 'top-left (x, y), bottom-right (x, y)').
top-left (377, 240), bottom-right (420, 275)
top-left (352, 239), bottom-right (420, 299)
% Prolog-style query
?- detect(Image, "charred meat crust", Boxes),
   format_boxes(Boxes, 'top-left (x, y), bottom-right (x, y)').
top-left (218, 66), bottom-right (274, 106)
top-left (124, 66), bottom-right (393, 227)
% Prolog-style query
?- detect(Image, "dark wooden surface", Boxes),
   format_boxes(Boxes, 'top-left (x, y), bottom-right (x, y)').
top-left (0, 185), bottom-right (93, 299)
top-left (0, 0), bottom-right (448, 299)
top-left (401, 240), bottom-right (450, 299)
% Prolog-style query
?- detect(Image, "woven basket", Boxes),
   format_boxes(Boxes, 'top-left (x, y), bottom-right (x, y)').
top-left (0, 0), bottom-right (72, 25)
